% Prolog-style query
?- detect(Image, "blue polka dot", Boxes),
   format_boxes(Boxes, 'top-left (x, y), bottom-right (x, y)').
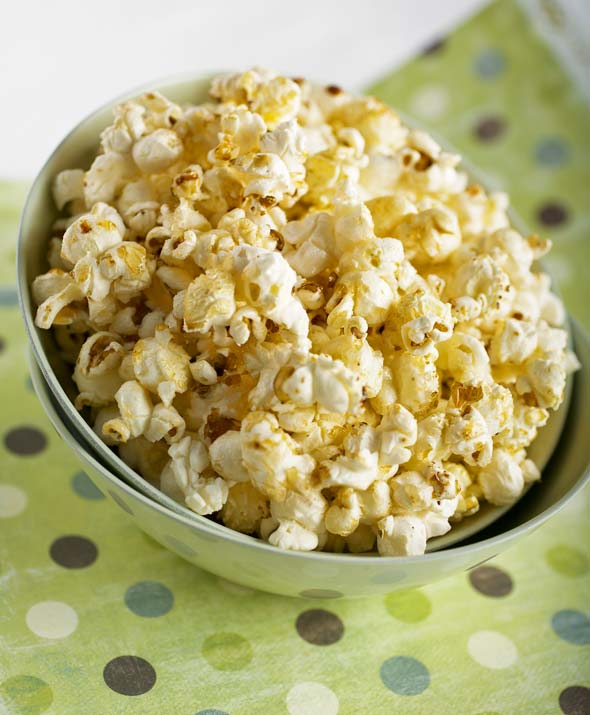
top-left (380, 656), bottom-right (430, 695)
top-left (551, 610), bottom-right (590, 645)
top-left (195, 710), bottom-right (229, 715)
top-left (535, 137), bottom-right (570, 166)
top-left (474, 49), bottom-right (506, 78)
top-left (71, 471), bottom-right (105, 500)
top-left (0, 287), bottom-right (18, 306)
top-left (125, 580), bottom-right (174, 617)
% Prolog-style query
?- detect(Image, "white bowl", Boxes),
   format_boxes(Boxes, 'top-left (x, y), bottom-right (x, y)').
top-left (17, 73), bottom-right (575, 552)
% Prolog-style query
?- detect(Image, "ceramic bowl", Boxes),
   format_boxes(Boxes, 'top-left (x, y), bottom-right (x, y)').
top-left (28, 321), bottom-right (589, 598)
top-left (17, 73), bottom-right (576, 553)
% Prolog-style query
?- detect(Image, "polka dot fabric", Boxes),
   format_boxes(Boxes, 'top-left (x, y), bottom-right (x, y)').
top-left (1, 1), bottom-right (589, 713)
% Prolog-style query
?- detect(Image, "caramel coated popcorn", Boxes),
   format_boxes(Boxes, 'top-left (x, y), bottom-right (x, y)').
top-left (33, 69), bottom-right (579, 555)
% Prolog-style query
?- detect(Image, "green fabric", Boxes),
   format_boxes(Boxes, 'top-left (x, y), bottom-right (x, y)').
top-left (1, 1), bottom-right (589, 713)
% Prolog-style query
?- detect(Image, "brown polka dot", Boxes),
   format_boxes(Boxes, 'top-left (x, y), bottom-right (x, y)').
top-left (103, 656), bottom-right (156, 696)
top-left (4, 426), bottom-right (47, 455)
top-left (422, 37), bottom-right (446, 55)
top-left (538, 201), bottom-right (569, 226)
top-left (559, 685), bottom-right (590, 715)
top-left (296, 609), bottom-right (344, 646)
top-left (474, 116), bottom-right (506, 141)
top-left (0, 337), bottom-right (5, 353)
top-left (469, 565), bottom-right (513, 597)
top-left (50, 535), bottom-right (98, 569)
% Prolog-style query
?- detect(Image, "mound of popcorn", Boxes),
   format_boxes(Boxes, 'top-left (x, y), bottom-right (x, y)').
top-left (33, 69), bottom-right (579, 556)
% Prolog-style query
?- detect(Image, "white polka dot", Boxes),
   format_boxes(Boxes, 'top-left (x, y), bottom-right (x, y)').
top-left (217, 578), bottom-right (255, 596)
top-left (410, 85), bottom-right (450, 119)
top-left (286, 681), bottom-right (339, 715)
top-left (467, 630), bottom-right (518, 669)
top-left (0, 484), bottom-right (27, 518)
top-left (26, 601), bottom-right (79, 639)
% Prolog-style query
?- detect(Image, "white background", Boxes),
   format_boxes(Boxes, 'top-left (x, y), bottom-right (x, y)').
top-left (1, 0), bottom-right (488, 178)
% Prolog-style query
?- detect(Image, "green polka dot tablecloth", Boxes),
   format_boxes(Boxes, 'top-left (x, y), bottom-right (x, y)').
top-left (1, 1), bottom-right (589, 713)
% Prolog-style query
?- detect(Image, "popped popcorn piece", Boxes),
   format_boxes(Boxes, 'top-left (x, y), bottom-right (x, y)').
top-left (132, 128), bottom-right (183, 173)
top-left (119, 437), bottom-right (170, 485)
top-left (209, 430), bottom-right (249, 482)
top-left (144, 403), bottom-right (186, 444)
top-left (33, 269), bottom-right (85, 329)
top-left (395, 205), bottom-right (461, 265)
top-left (241, 411), bottom-right (315, 501)
top-left (33, 68), bottom-right (577, 557)
top-left (268, 520), bottom-right (318, 551)
top-left (53, 169), bottom-right (85, 211)
top-left (61, 202), bottom-right (126, 265)
top-left (132, 326), bottom-right (191, 405)
top-left (221, 482), bottom-right (269, 534)
top-left (167, 434), bottom-right (229, 515)
top-left (478, 449), bottom-right (524, 506)
top-left (240, 249), bottom-right (308, 336)
top-left (73, 331), bottom-right (125, 407)
top-left (83, 152), bottom-right (135, 206)
top-left (377, 514), bottom-right (427, 556)
top-left (102, 379), bottom-right (153, 442)
top-left (183, 270), bottom-right (236, 333)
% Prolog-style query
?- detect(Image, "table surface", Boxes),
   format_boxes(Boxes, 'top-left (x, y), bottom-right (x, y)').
top-left (1, 1), bottom-right (589, 714)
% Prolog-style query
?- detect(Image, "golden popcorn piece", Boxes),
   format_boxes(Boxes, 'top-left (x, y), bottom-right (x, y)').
top-left (183, 270), bottom-right (236, 334)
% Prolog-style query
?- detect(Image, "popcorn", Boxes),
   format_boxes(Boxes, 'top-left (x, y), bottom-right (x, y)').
top-left (489, 318), bottom-right (538, 365)
top-left (241, 411), bottom-right (315, 501)
top-left (395, 205), bottom-right (461, 265)
top-left (325, 488), bottom-right (361, 536)
top-left (84, 152), bottom-right (135, 207)
top-left (240, 249), bottom-right (308, 335)
top-left (270, 488), bottom-right (328, 540)
top-left (33, 269), bottom-right (84, 329)
top-left (388, 289), bottom-right (453, 355)
top-left (53, 169), bottom-right (85, 211)
top-left (221, 482), bottom-right (269, 534)
top-left (33, 69), bottom-right (577, 557)
top-left (268, 520), bottom-right (318, 551)
top-left (99, 242), bottom-right (155, 302)
top-left (132, 128), bottom-right (184, 173)
top-left (377, 514), bottom-right (427, 556)
top-left (208, 430), bottom-right (250, 482)
top-left (103, 379), bottom-right (153, 442)
top-left (182, 270), bottom-right (236, 333)
top-left (61, 202), bottom-right (125, 265)
top-left (478, 449), bottom-right (524, 506)
top-left (167, 434), bottom-right (229, 515)
top-left (73, 332), bottom-right (125, 407)
top-left (132, 326), bottom-right (191, 405)
top-left (144, 403), bottom-right (186, 444)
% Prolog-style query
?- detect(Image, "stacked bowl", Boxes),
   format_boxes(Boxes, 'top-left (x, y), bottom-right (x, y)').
top-left (17, 76), bottom-right (590, 598)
